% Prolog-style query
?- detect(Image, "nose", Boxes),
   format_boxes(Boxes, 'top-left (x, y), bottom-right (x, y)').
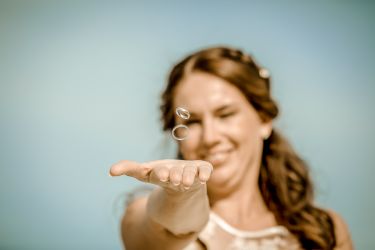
top-left (201, 117), bottom-right (220, 148)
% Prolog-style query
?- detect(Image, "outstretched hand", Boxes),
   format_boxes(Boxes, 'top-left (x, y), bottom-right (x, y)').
top-left (109, 159), bottom-right (213, 192)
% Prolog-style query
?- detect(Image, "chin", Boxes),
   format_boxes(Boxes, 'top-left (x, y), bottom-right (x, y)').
top-left (209, 163), bottom-right (236, 186)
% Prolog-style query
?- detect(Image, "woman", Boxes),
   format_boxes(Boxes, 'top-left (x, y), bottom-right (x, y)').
top-left (109, 46), bottom-right (353, 249)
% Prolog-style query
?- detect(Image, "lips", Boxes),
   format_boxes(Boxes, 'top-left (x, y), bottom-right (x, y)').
top-left (203, 150), bottom-right (232, 166)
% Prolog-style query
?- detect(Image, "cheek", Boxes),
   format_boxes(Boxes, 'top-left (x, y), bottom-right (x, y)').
top-left (179, 128), bottom-right (201, 159)
top-left (230, 118), bottom-right (263, 146)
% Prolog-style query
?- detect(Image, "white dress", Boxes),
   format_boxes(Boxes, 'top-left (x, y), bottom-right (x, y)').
top-left (184, 212), bottom-right (302, 250)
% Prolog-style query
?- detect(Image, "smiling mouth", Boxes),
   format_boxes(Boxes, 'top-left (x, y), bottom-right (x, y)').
top-left (204, 150), bottom-right (231, 166)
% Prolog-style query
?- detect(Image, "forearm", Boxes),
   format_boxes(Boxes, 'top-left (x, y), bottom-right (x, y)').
top-left (146, 185), bottom-right (210, 236)
top-left (122, 197), bottom-right (197, 250)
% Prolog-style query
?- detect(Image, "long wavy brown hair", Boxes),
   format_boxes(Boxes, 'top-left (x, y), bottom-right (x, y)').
top-left (160, 46), bottom-right (336, 249)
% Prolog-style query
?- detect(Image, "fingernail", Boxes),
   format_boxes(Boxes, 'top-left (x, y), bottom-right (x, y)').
top-left (183, 186), bottom-right (190, 190)
top-left (172, 182), bottom-right (180, 186)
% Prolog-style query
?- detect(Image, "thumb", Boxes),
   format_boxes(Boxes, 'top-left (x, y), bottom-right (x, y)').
top-left (109, 160), bottom-right (141, 177)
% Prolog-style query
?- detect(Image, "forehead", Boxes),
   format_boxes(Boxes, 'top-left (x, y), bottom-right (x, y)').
top-left (173, 72), bottom-right (248, 113)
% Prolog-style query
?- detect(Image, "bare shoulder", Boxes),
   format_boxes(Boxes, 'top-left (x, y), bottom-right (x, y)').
top-left (122, 196), bottom-right (148, 229)
top-left (122, 186), bottom-right (153, 227)
top-left (126, 195), bottom-right (148, 213)
top-left (121, 196), bottom-right (153, 249)
top-left (327, 209), bottom-right (354, 250)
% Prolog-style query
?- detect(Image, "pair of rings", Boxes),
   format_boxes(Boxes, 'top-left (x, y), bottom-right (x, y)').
top-left (171, 107), bottom-right (190, 141)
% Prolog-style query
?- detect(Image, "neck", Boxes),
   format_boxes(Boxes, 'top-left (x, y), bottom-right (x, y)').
top-left (209, 174), bottom-right (276, 230)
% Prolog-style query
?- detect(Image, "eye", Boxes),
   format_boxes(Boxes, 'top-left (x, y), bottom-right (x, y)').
top-left (185, 119), bottom-right (200, 126)
top-left (219, 111), bottom-right (235, 118)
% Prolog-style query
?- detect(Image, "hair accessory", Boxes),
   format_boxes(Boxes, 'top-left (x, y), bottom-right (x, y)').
top-left (259, 68), bottom-right (270, 78)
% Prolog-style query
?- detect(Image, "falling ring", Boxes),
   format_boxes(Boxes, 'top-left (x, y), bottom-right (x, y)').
top-left (175, 107), bottom-right (190, 120)
top-left (171, 124), bottom-right (189, 141)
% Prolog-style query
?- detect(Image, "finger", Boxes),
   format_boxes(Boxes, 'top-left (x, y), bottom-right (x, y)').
top-left (182, 164), bottom-right (198, 189)
top-left (109, 160), bottom-right (151, 182)
top-left (169, 165), bottom-right (184, 186)
top-left (142, 159), bottom-right (184, 184)
top-left (197, 161), bottom-right (213, 183)
top-left (150, 165), bottom-right (170, 183)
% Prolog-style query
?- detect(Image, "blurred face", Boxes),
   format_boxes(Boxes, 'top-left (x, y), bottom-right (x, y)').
top-left (173, 71), bottom-right (272, 192)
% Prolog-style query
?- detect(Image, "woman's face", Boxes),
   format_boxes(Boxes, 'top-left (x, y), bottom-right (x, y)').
top-left (173, 71), bottom-right (272, 191)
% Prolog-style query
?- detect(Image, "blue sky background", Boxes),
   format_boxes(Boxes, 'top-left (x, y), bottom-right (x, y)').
top-left (0, 1), bottom-right (374, 249)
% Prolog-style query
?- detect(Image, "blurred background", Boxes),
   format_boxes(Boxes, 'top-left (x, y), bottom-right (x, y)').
top-left (0, 0), bottom-right (374, 249)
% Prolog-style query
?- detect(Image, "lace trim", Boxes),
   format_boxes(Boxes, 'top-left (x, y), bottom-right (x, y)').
top-left (210, 212), bottom-right (289, 238)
